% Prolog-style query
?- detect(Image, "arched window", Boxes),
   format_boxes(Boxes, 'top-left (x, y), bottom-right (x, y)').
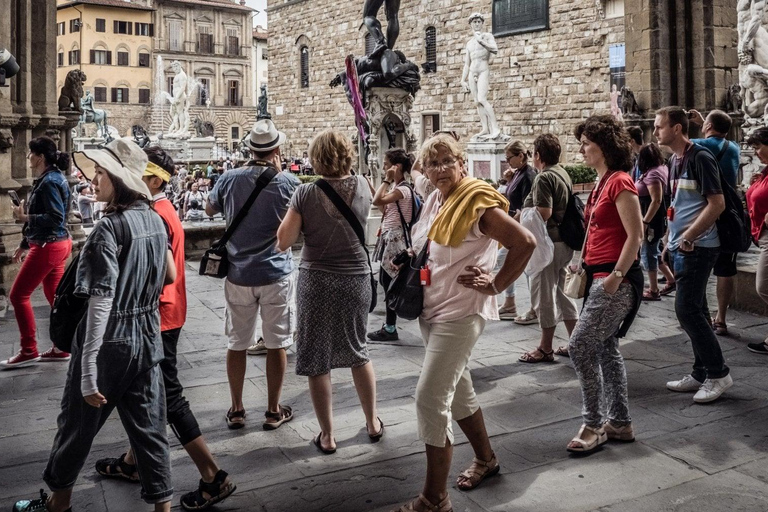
top-left (364, 33), bottom-right (376, 56)
top-left (300, 46), bottom-right (310, 88)
top-left (424, 26), bottom-right (437, 73)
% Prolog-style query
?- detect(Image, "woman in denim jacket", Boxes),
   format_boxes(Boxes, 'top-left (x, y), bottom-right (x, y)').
top-left (2, 137), bottom-right (72, 369)
top-left (12, 139), bottom-right (176, 512)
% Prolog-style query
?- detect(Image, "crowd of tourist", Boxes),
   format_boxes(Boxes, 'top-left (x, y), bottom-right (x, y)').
top-left (4, 102), bottom-right (766, 511)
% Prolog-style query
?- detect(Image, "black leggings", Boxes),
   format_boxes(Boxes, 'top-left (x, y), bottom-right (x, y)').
top-left (380, 268), bottom-right (398, 327)
top-left (161, 327), bottom-right (202, 446)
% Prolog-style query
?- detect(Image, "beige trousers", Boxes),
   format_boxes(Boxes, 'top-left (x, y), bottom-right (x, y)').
top-left (530, 241), bottom-right (579, 329)
top-left (416, 315), bottom-right (485, 447)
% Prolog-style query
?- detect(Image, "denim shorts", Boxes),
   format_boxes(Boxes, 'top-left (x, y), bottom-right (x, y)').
top-left (640, 238), bottom-right (662, 271)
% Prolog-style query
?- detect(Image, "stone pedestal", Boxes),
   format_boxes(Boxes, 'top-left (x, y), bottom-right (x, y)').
top-left (186, 137), bottom-right (216, 161)
top-left (467, 140), bottom-right (507, 182)
top-left (358, 88), bottom-right (418, 186)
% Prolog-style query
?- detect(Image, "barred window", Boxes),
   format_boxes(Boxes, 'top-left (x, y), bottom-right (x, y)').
top-left (300, 46), bottom-right (309, 88)
top-left (424, 26), bottom-right (437, 73)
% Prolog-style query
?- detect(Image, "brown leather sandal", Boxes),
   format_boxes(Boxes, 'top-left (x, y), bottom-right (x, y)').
top-left (391, 494), bottom-right (453, 512)
top-left (518, 347), bottom-right (554, 363)
top-left (263, 405), bottom-right (293, 430)
top-left (456, 452), bottom-right (500, 491)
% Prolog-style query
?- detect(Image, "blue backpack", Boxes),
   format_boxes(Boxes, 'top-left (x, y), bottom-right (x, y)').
top-left (395, 183), bottom-right (422, 234)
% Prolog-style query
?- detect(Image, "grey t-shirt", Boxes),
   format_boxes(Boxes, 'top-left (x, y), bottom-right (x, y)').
top-left (78, 195), bottom-right (94, 220)
top-left (290, 175), bottom-right (372, 275)
top-left (208, 164), bottom-right (299, 287)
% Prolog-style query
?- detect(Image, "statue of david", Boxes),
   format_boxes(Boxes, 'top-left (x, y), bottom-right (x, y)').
top-left (461, 13), bottom-right (507, 141)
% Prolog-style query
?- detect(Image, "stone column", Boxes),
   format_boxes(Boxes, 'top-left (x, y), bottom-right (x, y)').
top-left (624, 0), bottom-right (738, 136)
top-left (0, 0), bottom-right (69, 299)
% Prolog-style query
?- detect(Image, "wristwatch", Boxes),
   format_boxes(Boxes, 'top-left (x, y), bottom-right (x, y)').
top-left (613, 270), bottom-right (624, 278)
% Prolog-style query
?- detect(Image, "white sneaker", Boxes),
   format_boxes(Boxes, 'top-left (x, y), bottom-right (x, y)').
top-left (693, 374), bottom-right (733, 403)
top-left (666, 375), bottom-right (703, 392)
top-left (246, 337), bottom-right (267, 355)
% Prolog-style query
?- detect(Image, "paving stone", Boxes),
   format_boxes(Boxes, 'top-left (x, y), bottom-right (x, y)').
top-left (1, 265), bottom-right (767, 511)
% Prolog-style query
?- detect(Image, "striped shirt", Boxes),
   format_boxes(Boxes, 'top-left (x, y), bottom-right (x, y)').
top-left (381, 183), bottom-right (413, 231)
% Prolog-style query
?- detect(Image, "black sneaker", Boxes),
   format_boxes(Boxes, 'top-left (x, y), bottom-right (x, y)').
top-left (748, 342), bottom-right (768, 355)
top-left (367, 326), bottom-right (399, 341)
top-left (13, 489), bottom-right (71, 512)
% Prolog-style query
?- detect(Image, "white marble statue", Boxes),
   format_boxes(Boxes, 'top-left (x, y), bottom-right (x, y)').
top-left (738, 0), bottom-right (768, 125)
top-left (461, 13), bottom-right (507, 141)
top-left (166, 61), bottom-right (191, 138)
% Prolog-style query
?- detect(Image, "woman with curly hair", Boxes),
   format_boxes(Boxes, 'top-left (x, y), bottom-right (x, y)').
top-left (566, 115), bottom-right (644, 454)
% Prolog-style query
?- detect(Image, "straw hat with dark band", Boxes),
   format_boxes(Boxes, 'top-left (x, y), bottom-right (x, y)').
top-left (242, 119), bottom-right (287, 153)
top-left (73, 138), bottom-right (152, 199)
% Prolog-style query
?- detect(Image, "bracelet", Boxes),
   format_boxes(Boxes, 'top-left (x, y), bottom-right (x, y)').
top-left (490, 279), bottom-right (500, 295)
top-left (382, 180), bottom-right (392, 185)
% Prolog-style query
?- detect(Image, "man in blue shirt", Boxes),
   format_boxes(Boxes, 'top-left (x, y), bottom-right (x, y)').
top-left (207, 119), bottom-right (299, 431)
top-left (655, 106), bottom-right (731, 404)
top-left (689, 109), bottom-right (741, 336)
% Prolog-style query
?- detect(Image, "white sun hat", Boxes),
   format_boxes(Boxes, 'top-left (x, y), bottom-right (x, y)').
top-left (73, 138), bottom-right (152, 199)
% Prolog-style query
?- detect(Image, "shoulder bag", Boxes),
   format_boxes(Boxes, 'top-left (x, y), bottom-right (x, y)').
top-left (199, 165), bottom-right (278, 278)
top-left (564, 172), bottom-right (615, 299)
top-left (50, 214), bottom-right (131, 353)
top-left (315, 179), bottom-right (377, 313)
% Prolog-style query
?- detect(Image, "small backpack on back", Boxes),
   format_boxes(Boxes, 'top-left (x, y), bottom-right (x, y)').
top-left (548, 171), bottom-right (586, 251)
top-left (50, 214), bottom-right (131, 353)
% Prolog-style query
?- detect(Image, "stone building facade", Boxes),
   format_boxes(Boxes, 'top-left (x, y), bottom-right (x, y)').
top-left (253, 26), bottom-right (268, 101)
top-left (268, 0), bottom-right (628, 163)
top-left (153, 0), bottom-right (257, 150)
top-left (56, 0), bottom-right (156, 138)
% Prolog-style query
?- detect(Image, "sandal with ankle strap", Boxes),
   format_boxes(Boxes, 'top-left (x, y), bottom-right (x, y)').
top-left (566, 424), bottom-right (607, 454)
top-left (391, 493), bottom-right (453, 512)
top-left (456, 452), bottom-right (500, 491)
top-left (263, 405), bottom-right (293, 430)
top-left (180, 469), bottom-right (237, 511)
top-left (95, 453), bottom-right (140, 482)
top-left (518, 347), bottom-right (554, 363)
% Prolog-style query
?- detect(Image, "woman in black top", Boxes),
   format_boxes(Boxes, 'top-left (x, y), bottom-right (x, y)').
top-left (496, 140), bottom-right (537, 320)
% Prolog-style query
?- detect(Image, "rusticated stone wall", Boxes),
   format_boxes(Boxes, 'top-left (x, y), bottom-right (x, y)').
top-left (268, 0), bottom-right (625, 163)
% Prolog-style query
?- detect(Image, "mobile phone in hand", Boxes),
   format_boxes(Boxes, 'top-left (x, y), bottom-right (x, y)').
top-left (8, 190), bottom-right (20, 207)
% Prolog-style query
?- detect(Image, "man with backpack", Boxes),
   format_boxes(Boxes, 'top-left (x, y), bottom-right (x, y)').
top-left (689, 109), bottom-right (741, 335)
top-left (655, 106), bottom-right (732, 403)
top-left (518, 134), bottom-right (579, 363)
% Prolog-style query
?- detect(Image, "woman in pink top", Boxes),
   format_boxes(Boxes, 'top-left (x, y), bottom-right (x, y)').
top-left (746, 128), bottom-right (768, 355)
top-left (391, 135), bottom-right (536, 512)
top-left (369, 148), bottom-right (416, 342)
top-left (634, 143), bottom-right (674, 300)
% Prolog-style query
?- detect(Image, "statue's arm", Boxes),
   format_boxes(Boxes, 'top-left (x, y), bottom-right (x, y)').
top-left (461, 47), bottom-right (471, 83)
top-left (478, 33), bottom-right (498, 54)
top-left (742, 0), bottom-right (766, 48)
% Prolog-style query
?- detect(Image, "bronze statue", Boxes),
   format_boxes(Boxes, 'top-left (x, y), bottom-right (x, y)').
top-left (191, 118), bottom-right (215, 138)
top-left (131, 125), bottom-right (150, 148)
top-left (58, 69), bottom-right (87, 113)
top-left (257, 84), bottom-right (271, 120)
top-left (726, 83), bottom-right (744, 114)
top-left (620, 86), bottom-right (642, 117)
top-left (330, 50), bottom-right (420, 106)
top-left (363, 0), bottom-right (401, 55)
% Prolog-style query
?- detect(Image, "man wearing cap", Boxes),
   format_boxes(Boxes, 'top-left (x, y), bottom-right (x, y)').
top-left (206, 119), bottom-right (299, 430)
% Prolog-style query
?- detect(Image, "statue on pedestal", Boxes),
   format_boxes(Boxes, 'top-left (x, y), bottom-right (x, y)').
top-left (461, 13), bottom-right (507, 141)
top-left (610, 84), bottom-right (624, 122)
top-left (58, 69), bottom-right (86, 113)
top-left (78, 89), bottom-right (110, 140)
top-left (165, 61), bottom-right (192, 138)
top-left (257, 83), bottom-right (271, 120)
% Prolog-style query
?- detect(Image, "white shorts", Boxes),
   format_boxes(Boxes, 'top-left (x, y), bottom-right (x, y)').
top-left (224, 276), bottom-right (295, 351)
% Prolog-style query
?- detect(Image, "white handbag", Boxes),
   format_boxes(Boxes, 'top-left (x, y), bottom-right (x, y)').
top-left (563, 173), bottom-right (614, 299)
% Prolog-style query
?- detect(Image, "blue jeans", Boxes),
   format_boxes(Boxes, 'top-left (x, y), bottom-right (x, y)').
top-left (671, 247), bottom-right (730, 381)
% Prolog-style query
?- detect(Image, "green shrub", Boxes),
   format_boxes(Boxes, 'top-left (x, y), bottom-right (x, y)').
top-left (563, 164), bottom-right (597, 184)
top-left (298, 175), bottom-right (321, 184)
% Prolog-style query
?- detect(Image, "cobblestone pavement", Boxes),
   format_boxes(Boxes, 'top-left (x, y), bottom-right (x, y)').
top-left (1, 260), bottom-right (767, 511)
